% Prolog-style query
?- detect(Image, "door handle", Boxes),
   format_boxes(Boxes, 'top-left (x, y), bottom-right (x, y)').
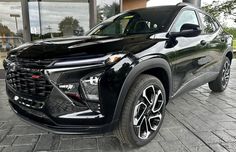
top-left (200, 40), bottom-right (207, 46)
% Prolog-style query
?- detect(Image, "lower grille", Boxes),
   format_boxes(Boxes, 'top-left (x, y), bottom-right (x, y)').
top-left (6, 66), bottom-right (53, 99)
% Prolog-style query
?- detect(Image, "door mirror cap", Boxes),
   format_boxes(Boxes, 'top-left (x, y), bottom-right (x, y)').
top-left (169, 24), bottom-right (202, 38)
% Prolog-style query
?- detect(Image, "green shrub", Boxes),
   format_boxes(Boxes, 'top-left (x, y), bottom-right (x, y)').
top-left (224, 28), bottom-right (236, 39)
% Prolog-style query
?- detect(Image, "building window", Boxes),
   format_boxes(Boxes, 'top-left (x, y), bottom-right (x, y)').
top-left (29, 0), bottom-right (90, 40)
top-left (0, 1), bottom-right (24, 62)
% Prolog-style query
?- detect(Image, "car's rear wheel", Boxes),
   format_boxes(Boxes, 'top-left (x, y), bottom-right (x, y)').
top-left (115, 74), bottom-right (166, 147)
top-left (209, 57), bottom-right (231, 92)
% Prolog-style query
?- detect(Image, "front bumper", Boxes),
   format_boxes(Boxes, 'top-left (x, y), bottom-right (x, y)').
top-left (7, 82), bottom-right (114, 134)
top-left (4, 58), bottom-right (114, 134)
top-left (4, 55), bottom-right (134, 134)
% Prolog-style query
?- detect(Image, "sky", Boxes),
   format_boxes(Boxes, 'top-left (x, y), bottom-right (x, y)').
top-left (147, 0), bottom-right (236, 27)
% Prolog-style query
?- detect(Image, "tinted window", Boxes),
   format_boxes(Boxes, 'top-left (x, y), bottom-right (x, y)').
top-left (199, 13), bottom-right (217, 34)
top-left (171, 10), bottom-right (199, 32)
top-left (87, 6), bottom-right (178, 36)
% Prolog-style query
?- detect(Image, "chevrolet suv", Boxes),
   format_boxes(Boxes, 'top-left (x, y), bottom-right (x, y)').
top-left (3, 3), bottom-right (233, 147)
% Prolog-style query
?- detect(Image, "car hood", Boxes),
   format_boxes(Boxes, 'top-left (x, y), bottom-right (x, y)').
top-left (8, 34), bottom-right (161, 60)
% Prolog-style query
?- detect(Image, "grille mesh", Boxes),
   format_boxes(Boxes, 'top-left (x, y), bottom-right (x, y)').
top-left (6, 67), bottom-right (53, 98)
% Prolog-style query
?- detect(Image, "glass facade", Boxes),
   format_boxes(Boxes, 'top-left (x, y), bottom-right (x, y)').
top-left (29, 0), bottom-right (90, 40)
top-left (0, 1), bottom-right (24, 69)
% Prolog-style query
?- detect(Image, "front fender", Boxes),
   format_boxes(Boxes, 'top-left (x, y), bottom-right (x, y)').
top-left (223, 34), bottom-right (234, 62)
top-left (112, 57), bottom-right (172, 123)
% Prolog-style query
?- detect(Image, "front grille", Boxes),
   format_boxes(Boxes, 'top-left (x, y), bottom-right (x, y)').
top-left (6, 66), bottom-right (53, 99)
top-left (17, 58), bottom-right (53, 68)
top-left (7, 55), bottom-right (53, 68)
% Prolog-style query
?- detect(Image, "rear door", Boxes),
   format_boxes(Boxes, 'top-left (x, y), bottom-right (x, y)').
top-left (197, 12), bottom-right (225, 74)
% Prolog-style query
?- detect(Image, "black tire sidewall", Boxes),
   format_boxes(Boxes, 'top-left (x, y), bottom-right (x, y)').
top-left (125, 76), bottom-right (166, 146)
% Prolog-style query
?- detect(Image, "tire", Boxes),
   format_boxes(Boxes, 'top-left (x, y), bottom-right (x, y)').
top-left (114, 74), bottom-right (166, 147)
top-left (208, 57), bottom-right (231, 92)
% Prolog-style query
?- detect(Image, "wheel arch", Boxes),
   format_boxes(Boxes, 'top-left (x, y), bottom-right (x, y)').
top-left (142, 67), bottom-right (170, 104)
top-left (112, 58), bottom-right (172, 123)
top-left (226, 51), bottom-right (233, 63)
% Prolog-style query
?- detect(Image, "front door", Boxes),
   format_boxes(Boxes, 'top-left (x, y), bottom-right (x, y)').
top-left (170, 9), bottom-right (211, 95)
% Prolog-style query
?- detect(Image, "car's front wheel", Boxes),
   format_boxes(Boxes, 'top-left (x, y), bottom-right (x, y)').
top-left (209, 57), bottom-right (231, 92)
top-left (115, 74), bottom-right (166, 147)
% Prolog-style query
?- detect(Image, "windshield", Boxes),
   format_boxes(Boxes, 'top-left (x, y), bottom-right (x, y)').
top-left (87, 6), bottom-right (178, 36)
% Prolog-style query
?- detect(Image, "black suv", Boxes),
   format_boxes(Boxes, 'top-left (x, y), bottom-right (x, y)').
top-left (3, 3), bottom-right (233, 147)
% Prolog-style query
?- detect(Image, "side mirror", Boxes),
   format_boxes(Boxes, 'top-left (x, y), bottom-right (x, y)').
top-left (169, 24), bottom-right (201, 38)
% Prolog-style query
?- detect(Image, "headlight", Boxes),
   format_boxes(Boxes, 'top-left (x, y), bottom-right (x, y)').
top-left (80, 73), bottom-right (101, 101)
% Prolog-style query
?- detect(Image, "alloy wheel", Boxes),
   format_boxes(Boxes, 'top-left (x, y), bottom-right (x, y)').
top-left (222, 60), bottom-right (231, 88)
top-left (133, 85), bottom-right (164, 140)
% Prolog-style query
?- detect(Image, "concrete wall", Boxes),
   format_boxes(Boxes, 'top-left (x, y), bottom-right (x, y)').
top-left (122, 0), bottom-right (147, 11)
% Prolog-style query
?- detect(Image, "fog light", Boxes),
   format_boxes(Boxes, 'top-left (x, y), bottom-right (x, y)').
top-left (80, 73), bottom-right (101, 101)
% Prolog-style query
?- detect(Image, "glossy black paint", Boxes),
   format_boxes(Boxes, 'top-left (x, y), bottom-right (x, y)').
top-left (4, 4), bottom-right (233, 134)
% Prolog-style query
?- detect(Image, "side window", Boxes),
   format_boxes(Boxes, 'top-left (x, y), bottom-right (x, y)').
top-left (171, 10), bottom-right (199, 32)
top-left (199, 13), bottom-right (217, 34)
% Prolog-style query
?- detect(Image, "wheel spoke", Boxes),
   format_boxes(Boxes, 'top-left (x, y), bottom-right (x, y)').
top-left (225, 75), bottom-right (230, 80)
top-left (142, 85), bottom-right (155, 105)
top-left (133, 102), bottom-right (147, 126)
top-left (137, 116), bottom-right (151, 139)
top-left (225, 62), bottom-right (230, 72)
top-left (151, 90), bottom-right (164, 113)
top-left (226, 62), bottom-right (230, 69)
top-left (148, 112), bottom-right (162, 131)
top-left (222, 76), bottom-right (225, 82)
top-left (222, 61), bottom-right (231, 86)
top-left (226, 68), bottom-right (230, 76)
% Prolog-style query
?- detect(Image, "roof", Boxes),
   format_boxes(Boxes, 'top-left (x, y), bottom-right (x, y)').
top-left (127, 2), bottom-right (201, 13)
